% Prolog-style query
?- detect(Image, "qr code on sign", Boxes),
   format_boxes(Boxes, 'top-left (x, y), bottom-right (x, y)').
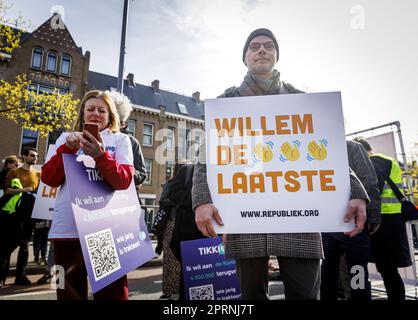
top-left (84, 228), bottom-right (121, 281)
top-left (189, 284), bottom-right (214, 300)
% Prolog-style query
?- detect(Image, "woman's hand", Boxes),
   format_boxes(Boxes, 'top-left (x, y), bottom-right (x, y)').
top-left (80, 130), bottom-right (105, 159)
top-left (65, 132), bottom-right (83, 150)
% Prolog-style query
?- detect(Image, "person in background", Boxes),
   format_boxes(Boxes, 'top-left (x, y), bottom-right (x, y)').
top-left (0, 155), bottom-right (20, 288)
top-left (0, 155), bottom-right (19, 195)
top-left (106, 90), bottom-right (147, 187)
top-left (320, 140), bottom-right (381, 300)
top-left (354, 137), bottom-right (412, 301)
top-left (153, 163), bottom-right (188, 300)
top-left (36, 240), bottom-right (55, 285)
top-left (33, 219), bottom-right (51, 265)
top-left (41, 90), bottom-right (134, 300)
top-left (1, 147), bottom-right (40, 286)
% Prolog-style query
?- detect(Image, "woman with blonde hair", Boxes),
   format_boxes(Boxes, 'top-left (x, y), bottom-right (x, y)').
top-left (42, 90), bottom-right (134, 300)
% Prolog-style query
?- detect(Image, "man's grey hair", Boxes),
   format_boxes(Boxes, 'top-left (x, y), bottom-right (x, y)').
top-left (105, 90), bottom-right (132, 123)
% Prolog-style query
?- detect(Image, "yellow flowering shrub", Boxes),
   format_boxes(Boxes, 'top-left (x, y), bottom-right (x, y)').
top-left (0, 74), bottom-right (79, 136)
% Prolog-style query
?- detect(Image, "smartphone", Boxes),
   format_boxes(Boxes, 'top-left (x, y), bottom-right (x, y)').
top-left (83, 123), bottom-right (99, 141)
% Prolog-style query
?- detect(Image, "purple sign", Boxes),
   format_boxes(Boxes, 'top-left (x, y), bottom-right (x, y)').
top-left (63, 154), bottom-right (155, 293)
top-left (181, 237), bottom-right (241, 300)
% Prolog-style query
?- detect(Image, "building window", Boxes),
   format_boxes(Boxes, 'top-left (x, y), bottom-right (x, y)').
top-left (167, 127), bottom-right (174, 151)
top-left (31, 47), bottom-right (43, 69)
top-left (166, 161), bottom-right (175, 181)
top-left (20, 128), bottom-right (38, 152)
top-left (144, 159), bottom-right (152, 184)
top-left (46, 51), bottom-right (57, 72)
top-left (127, 119), bottom-right (136, 136)
top-left (195, 135), bottom-right (201, 145)
top-left (143, 198), bottom-right (156, 232)
top-left (179, 128), bottom-right (191, 160)
top-left (60, 54), bottom-right (71, 76)
top-left (47, 129), bottom-right (64, 150)
top-left (143, 123), bottom-right (154, 147)
top-left (27, 84), bottom-right (38, 108)
top-left (177, 102), bottom-right (188, 115)
top-left (39, 85), bottom-right (54, 94)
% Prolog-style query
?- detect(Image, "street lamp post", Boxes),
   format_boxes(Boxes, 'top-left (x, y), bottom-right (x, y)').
top-left (117, 0), bottom-right (130, 93)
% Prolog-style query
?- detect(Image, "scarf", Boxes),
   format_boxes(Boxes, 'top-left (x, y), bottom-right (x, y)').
top-left (237, 69), bottom-right (281, 96)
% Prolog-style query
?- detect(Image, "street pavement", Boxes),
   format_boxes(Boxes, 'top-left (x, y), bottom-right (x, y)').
top-left (1, 242), bottom-right (417, 300)
top-left (0, 241), bottom-right (164, 300)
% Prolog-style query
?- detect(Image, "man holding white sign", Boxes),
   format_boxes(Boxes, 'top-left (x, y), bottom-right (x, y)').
top-left (193, 28), bottom-right (369, 300)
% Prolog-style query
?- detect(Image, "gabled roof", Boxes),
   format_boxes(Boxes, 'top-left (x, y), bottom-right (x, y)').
top-left (88, 71), bottom-right (205, 121)
top-left (9, 14), bottom-right (83, 54)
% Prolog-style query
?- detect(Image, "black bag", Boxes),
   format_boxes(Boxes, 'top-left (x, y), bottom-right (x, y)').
top-left (386, 177), bottom-right (418, 221)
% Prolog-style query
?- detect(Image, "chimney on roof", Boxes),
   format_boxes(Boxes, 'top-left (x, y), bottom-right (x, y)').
top-left (127, 73), bottom-right (135, 87)
top-left (159, 105), bottom-right (166, 115)
top-left (151, 79), bottom-right (160, 93)
top-left (192, 91), bottom-right (200, 103)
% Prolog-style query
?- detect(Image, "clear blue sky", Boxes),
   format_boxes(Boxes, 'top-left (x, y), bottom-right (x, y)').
top-left (7, 0), bottom-right (418, 159)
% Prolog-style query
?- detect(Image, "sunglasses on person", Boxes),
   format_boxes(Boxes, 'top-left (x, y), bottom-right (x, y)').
top-left (248, 41), bottom-right (275, 51)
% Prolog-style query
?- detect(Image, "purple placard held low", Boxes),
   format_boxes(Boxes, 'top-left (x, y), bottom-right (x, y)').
top-left (63, 154), bottom-right (155, 293)
top-left (181, 237), bottom-right (241, 300)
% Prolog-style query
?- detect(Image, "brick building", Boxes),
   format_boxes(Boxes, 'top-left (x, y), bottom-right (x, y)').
top-left (0, 13), bottom-right (90, 163)
top-left (88, 71), bottom-right (204, 206)
top-left (0, 14), bottom-right (205, 206)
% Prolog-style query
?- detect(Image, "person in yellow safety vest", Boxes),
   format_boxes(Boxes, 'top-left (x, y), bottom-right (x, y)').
top-left (0, 177), bottom-right (24, 288)
top-left (354, 138), bottom-right (412, 301)
top-left (2, 178), bottom-right (23, 214)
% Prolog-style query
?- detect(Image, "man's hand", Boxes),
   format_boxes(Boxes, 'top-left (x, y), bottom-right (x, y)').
top-left (195, 203), bottom-right (224, 237)
top-left (344, 199), bottom-right (367, 237)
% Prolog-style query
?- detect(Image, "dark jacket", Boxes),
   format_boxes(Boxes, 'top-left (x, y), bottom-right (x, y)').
top-left (346, 140), bottom-right (381, 224)
top-left (0, 168), bottom-right (8, 191)
top-left (122, 129), bottom-right (147, 186)
top-left (154, 169), bottom-right (187, 255)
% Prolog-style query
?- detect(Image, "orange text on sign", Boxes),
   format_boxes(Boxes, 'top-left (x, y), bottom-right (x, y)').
top-left (217, 170), bottom-right (336, 194)
top-left (214, 114), bottom-right (314, 137)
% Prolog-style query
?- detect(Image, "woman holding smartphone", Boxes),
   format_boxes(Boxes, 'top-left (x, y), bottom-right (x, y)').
top-left (41, 90), bottom-right (134, 300)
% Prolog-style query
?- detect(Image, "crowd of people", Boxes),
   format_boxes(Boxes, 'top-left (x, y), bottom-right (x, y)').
top-left (0, 27), bottom-right (415, 301)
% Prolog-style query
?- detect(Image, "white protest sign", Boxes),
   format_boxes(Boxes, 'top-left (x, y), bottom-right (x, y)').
top-left (205, 92), bottom-right (352, 233)
top-left (32, 144), bottom-right (59, 220)
top-left (365, 132), bottom-right (397, 160)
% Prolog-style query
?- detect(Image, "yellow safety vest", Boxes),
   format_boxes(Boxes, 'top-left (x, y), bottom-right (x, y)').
top-left (374, 153), bottom-right (403, 214)
top-left (2, 178), bottom-right (23, 214)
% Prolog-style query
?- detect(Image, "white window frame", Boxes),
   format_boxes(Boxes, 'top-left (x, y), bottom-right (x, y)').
top-left (167, 127), bottom-right (174, 151)
top-left (165, 161), bottom-right (175, 180)
top-left (144, 159), bottom-right (153, 184)
top-left (127, 119), bottom-right (136, 136)
top-left (19, 128), bottom-right (39, 155)
top-left (60, 54), bottom-right (72, 76)
top-left (177, 102), bottom-right (188, 115)
top-left (31, 47), bottom-right (43, 69)
top-left (46, 51), bottom-right (57, 73)
top-left (143, 122), bottom-right (154, 147)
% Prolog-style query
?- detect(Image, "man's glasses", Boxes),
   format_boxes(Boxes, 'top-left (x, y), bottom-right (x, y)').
top-left (28, 154), bottom-right (38, 158)
top-left (248, 41), bottom-right (275, 52)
